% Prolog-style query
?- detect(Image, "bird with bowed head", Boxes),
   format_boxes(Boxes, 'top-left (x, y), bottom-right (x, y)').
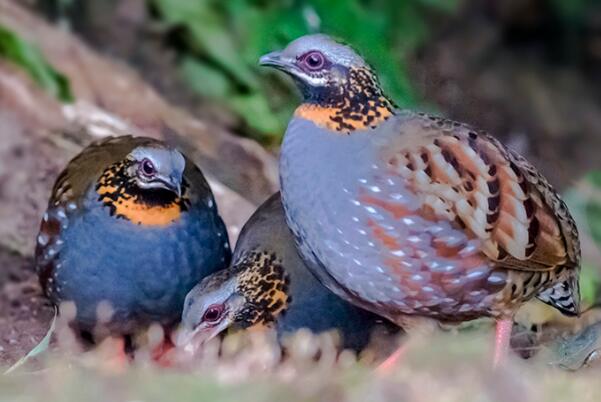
top-left (176, 193), bottom-right (396, 354)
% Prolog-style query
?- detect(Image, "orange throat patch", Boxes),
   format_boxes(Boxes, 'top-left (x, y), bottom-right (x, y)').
top-left (293, 66), bottom-right (395, 132)
top-left (109, 194), bottom-right (181, 226)
top-left (96, 168), bottom-right (184, 226)
top-left (294, 102), bottom-right (393, 133)
top-left (97, 184), bottom-right (182, 226)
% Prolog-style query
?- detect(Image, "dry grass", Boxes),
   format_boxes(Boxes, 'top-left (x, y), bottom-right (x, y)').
top-left (1, 329), bottom-right (599, 402)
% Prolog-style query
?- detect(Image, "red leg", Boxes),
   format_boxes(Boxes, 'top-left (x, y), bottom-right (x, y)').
top-left (152, 337), bottom-right (176, 367)
top-left (493, 318), bottom-right (513, 367)
top-left (96, 337), bottom-right (130, 372)
top-left (376, 316), bottom-right (437, 373)
top-left (376, 343), bottom-right (407, 374)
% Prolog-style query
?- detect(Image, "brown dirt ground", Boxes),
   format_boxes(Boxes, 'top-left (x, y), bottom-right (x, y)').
top-left (0, 251), bottom-right (54, 365)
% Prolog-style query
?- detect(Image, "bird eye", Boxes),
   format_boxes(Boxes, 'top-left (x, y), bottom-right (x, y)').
top-left (139, 158), bottom-right (156, 177)
top-left (202, 304), bottom-right (224, 323)
top-left (301, 51), bottom-right (325, 71)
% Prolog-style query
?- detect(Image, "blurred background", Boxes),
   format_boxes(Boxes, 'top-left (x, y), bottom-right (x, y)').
top-left (35, 0), bottom-right (601, 169)
top-left (1, 0), bottom-right (601, 380)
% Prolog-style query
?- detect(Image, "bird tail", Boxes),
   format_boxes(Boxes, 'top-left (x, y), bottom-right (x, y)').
top-left (536, 271), bottom-right (581, 317)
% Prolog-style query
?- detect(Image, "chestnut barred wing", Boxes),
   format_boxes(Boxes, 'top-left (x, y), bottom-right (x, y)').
top-left (370, 114), bottom-right (580, 314)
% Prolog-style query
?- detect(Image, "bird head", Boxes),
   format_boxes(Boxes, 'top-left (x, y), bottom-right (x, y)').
top-left (261, 33), bottom-right (368, 92)
top-left (175, 272), bottom-right (246, 353)
top-left (175, 252), bottom-right (289, 353)
top-left (259, 34), bottom-right (394, 132)
top-left (125, 146), bottom-right (185, 197)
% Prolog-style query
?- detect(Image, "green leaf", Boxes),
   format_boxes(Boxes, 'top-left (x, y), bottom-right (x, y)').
top-left (187, 23), bottom-right (258, 89)
top-left (580, 262), bottom-right (600, 306)
top-left (230, 92), bottom-right (286, 137)
top-left (549, 0), bottom-right (589, 23)
top-left (417, 0), bottom-right (462, 13)
top-left (587, 202), bottom-right (601, 248)
top-left (579, 172), bottom-right (601, 247)
top-left (0, 25), bottom-right (73, 102)
top-left (152, 0), bottom-right (257, 88)
top-left (149, 0), bottom-right (461, 142)
top-left (150, 0), bottom-right (208, 23)
top-left (180, 57), bottom-right (232, 98)
top-left (4, 307), bottom-right (57, 375)
top-left (587, 171), bottom-right (601, 188)
top-left (564, 171), bottom-right (601, 304)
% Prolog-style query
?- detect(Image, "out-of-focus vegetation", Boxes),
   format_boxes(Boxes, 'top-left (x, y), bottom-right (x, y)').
top-left (0, 25), bottom-right (73, 102)
top-left (564, 172), bottom-right (601, 306)
top-left (148, 0), bottom-right (460, 143)
top-left (33, 0), bottom-right (601, 145)
top-left (551, 0), bottom-right (594, 25)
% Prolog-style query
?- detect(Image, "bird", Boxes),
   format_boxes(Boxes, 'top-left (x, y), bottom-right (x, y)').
top-left (176, 193), bottom-right (396, 353)
top-left (259, 34), bottom-right (581, 367)
top-left (34, 136), bottom-right (231, 348)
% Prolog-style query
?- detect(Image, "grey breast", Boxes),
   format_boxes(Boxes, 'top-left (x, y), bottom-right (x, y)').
top-left (279, 117), bottom-right (394, 311)
top-left (279, 114), bottom-right (499, 320)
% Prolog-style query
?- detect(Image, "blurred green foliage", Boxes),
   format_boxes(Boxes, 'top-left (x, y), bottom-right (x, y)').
top-left (564, 172), bottom-right (601, 305)
top-left (550, 0), bottom-right (593, 24)
top-left (0, 25), bottom-right (73, 102)
top-left (149, 0), bottom-right (460, 143)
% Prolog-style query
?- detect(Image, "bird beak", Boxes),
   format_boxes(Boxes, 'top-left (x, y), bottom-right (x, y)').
top-left (170, 180), bottom-right (182, 198)
top-left (259, 51), bottom-right (290, 71)
top-left (161, 175), bottom-right (182, 198)
top-left (174, 325), bottom-right (216, 354)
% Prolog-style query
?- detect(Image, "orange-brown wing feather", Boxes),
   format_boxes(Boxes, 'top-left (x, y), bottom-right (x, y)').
top-left (389, 114), bottom-right (579, 274)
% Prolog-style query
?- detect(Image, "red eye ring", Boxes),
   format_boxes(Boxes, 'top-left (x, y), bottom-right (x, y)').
top-left (202, 304), bottom-right (224, 323)
top-left (301, 51), bottom-right (325, 71)
top-left (140, 158), bottom-right (156, 177)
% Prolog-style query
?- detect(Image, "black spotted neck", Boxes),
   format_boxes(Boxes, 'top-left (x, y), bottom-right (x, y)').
top-left (232, 251), bottom-right (290, 328)
top-left (95, 160), bottom-right (190, 226)
top-left (295, 66), bottom-right (395, 133)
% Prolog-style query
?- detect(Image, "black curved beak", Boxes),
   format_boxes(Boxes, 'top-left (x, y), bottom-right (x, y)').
top-left (160, 175), bottom-right (182, 198)
top-left (168, 181), bottom-right (182, 198)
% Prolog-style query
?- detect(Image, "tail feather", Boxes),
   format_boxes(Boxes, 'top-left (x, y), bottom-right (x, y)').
top-left (536, 273), bottom-right (580, 317)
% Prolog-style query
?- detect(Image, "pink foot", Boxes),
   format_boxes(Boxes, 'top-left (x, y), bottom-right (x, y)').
top-left (96, 337), bottom-right (131, 372)
top-left (493, 318), bottom-right (513, 367)
top-left (376, 344), bottom-right (407, 374)
top-left (152, 338), bottom-right (176, 367)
